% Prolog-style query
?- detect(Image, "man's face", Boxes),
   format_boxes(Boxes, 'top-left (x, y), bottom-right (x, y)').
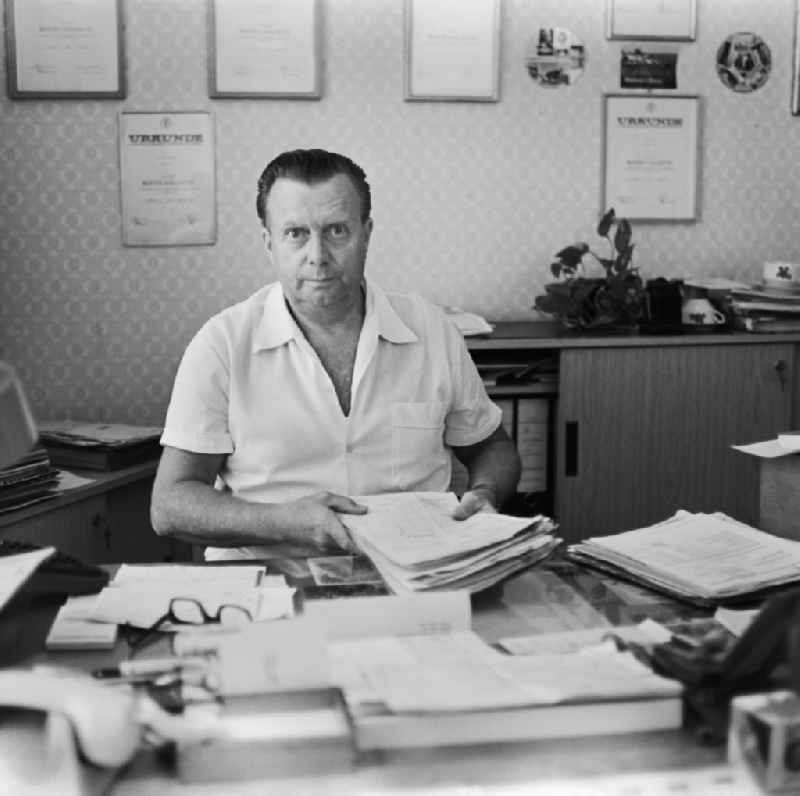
top-left (263, 174), bottom-right (372, 316)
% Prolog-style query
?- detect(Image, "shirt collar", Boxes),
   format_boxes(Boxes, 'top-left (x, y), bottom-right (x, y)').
top-left (368, 279), bottom-right (418, 344)
top-left (252, 278), bottom-right (418, 352)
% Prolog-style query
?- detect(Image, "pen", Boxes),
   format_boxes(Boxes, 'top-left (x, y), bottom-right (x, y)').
top-left (92, 656), bottom-right (207, 680)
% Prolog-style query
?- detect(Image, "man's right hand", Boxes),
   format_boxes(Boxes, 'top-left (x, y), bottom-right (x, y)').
top-left (289, 491), bottom-right (367, 554)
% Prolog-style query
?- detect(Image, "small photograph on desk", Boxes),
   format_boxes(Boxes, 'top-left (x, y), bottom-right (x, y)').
top-left (308, 555), bottom-right (384, 587)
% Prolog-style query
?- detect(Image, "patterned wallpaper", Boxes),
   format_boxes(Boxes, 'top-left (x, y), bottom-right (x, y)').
top-left (2, 0), bottom-right (800, 424)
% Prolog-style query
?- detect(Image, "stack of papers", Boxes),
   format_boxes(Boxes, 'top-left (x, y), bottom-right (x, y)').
top-left (88, 564), bottom-right (295, 629)
top-left (36, 421), bottom-right (163, 447)
top-left (329, 630), bottom-right (682, 749)
top-left (343, 492), bottom-right (560, 593)
top-left (45, 594), bottom-right (118, 650)
top-left (568, 511), bottom-right (800, 606)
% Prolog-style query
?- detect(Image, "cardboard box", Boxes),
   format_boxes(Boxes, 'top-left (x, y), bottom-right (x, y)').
top-left (733, 439), bottom-right (800, 542)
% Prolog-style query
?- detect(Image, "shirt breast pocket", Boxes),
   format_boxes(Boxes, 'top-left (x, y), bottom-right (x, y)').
top-left (390, 401), bottom-right (447, 489)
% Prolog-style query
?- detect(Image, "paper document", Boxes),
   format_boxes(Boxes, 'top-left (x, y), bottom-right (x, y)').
top-left (569, 511), bottom-right (800, 602)
top-left (345, 492), bottom-right (534, 568)
top-left (344, 492), bottom-right (559, 594)
top-left (732, 439), bottom-right (793, 459)
top-left (45, 595), bottom-right (118, 650)
top-left (497, 621), bottom-right (670, 656)
top-left (330, 630), bottom-right (680, 713)
top-left (91, 577), bottom-right (294, 629)
top-left (112, 564), bottom-right (268, 587)
top-left (714, 606), bottom-right (759, 638)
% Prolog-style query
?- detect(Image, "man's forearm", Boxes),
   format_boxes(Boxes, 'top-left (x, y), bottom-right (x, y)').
top-left (151, 480), bottom-right (298, 547)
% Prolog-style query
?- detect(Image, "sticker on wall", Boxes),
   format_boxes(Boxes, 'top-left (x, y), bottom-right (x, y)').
top-left (620, 48), bottom-right (677, 90)
top-left (525, 27), bottom-right (585, 87)
top-left (716, 32), bottom-right (771, 93)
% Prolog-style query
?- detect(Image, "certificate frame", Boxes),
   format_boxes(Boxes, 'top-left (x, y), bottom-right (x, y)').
top-left (119, 111), bottom-right (217, 248)
top-left (208, 0), bottom-right (320, 99)
top-left (792, 0), bottom-right (800, 115)
top-left (5, 0), bottom-right (125, 99)
top-left (602, 94), bottom-right (701, 222)
top-left (404, 0), bottom-right (500, 102)
top-left (606, 0), bottom-right (697, 42)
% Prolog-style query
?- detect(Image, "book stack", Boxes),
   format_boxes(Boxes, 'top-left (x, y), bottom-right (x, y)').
top-left (329, 630), bottom-right (683, 751)
top-left (727, 284), bottom-right (800, 333)
top-left (343, 492), bottom-right (560, 593)
top-left (0, 445), bottom-right (59, 514)
top-left (37, 420), bottom-right (162, 471)
top-left (567, 511), bottom-right (800, 606)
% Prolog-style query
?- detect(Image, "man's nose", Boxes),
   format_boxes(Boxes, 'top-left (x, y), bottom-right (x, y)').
top-left (306, 232), bottom-right (327, 266)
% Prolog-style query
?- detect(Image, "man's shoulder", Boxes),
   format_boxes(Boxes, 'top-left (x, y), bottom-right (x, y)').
top-left (379, 286), bottom-right (448, 326)
top-left (200, 283), bottom-right (275, 337)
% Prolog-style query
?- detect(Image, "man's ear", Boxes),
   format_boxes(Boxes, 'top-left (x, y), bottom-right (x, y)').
top-left (363, 218), bottom-right (373, 249)
top-left (261, 226), bottom-right (272, 255)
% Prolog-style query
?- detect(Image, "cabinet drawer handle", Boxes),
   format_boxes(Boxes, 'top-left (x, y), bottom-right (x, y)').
top-left (565, 421), bottom-right (578, 477)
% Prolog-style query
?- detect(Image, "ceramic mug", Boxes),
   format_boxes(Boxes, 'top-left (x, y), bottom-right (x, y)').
top-left (763, 261), bottom-right (800, 289)
top-left (681, 297), bottom-right (725, 326)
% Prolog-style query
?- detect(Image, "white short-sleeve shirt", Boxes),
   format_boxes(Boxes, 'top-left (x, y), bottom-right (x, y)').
top-left (160, 279), bottom-right (501, 559)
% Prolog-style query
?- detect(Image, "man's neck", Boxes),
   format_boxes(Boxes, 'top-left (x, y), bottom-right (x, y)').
top-left (286, 289), bottom-right (366, 340)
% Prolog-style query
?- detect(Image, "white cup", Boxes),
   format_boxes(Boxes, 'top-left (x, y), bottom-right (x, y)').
top-left (0, 363), bottom-right (37, 468)
top-left (681, 297), bottom-right (725, 326)
top-left (763, 261), bottom-right (800, 289)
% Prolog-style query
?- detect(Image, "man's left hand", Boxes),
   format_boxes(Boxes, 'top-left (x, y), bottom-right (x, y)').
top-left (452, 487), bottom-right (497, 521)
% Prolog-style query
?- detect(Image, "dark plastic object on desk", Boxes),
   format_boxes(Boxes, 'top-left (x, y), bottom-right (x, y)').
top-left (641, 278), bottom-right (684, 333)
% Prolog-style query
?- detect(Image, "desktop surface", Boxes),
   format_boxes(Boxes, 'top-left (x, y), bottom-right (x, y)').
top-left (1, 555), bottom-right (746, 794)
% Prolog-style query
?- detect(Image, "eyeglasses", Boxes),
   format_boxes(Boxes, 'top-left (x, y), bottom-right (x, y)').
top-left (126, 596), bottom-right (253, 656)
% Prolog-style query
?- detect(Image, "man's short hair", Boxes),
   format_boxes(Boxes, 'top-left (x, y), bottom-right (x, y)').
top-left (256, 149), bottom-right (372, 227)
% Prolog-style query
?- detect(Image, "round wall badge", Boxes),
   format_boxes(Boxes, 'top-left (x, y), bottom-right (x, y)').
top-left (716, 32), bottom-right (771, 93)
top-left (525, 27), bottom-right (585, 87)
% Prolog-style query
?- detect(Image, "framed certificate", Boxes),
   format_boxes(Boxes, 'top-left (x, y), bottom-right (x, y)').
top-left (209, 0), bottom-right (320, 98)
top-left (606, 0), bottom-right (696, 41)
top-left (5, 0), bottom-right (125, 98)
top-left (404, 0), bottom-right (500, 102)
top-left (119, 112), bottom-right (217, 247)
top-left (793, 0), bottom-right (800, 115)
top-left (602, 94), bottom-right (701, 221)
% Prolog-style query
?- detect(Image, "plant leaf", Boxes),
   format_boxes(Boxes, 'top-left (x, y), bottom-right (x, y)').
top-left (614, 219), bottom-right (632, 253)
top-left (615, 243), bottom-right (634, 272)
top-left (555, 244), bottom-right (589, 269)
top-left (597, 208), bottom-right (615, 237)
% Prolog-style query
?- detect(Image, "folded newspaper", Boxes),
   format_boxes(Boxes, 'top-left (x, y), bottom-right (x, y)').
top-left (343, 492), bottom-right (560, 593)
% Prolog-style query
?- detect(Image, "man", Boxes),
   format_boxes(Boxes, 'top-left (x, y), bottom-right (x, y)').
top-left (151, 149), bottom-right (520, 559)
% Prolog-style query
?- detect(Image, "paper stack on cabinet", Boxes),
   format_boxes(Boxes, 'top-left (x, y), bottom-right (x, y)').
top-left (0, 445), bottom-right (59, 513)
top-left (329, 630), bottom-right (682, 750)
top-left (37, 420), bottom-right (163, 471)
top-left (343, 492), bottom-right (560, 593)
top-left (567, 511), bottom-right (800, 606)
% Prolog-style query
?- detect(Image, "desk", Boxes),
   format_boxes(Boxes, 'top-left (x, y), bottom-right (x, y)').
top-left (6, 558), bottom-right (755, 795)
top-left (0, 461), bottom-right (192, 564)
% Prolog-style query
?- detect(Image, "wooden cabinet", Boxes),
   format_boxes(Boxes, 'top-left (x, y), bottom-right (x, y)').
top-left (0, 461), bottom-right (192, 563)
top-left (555, 343), bottom-right (794, 544)
top-left (469, 324), bottom-right (800, 545)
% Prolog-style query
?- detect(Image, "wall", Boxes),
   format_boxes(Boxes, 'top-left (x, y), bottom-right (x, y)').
top-left (1, 0), bottom-right (800, 424)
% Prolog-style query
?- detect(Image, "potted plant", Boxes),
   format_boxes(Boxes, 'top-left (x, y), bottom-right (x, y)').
top-left (533, 208), bottom-right (646, 331)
